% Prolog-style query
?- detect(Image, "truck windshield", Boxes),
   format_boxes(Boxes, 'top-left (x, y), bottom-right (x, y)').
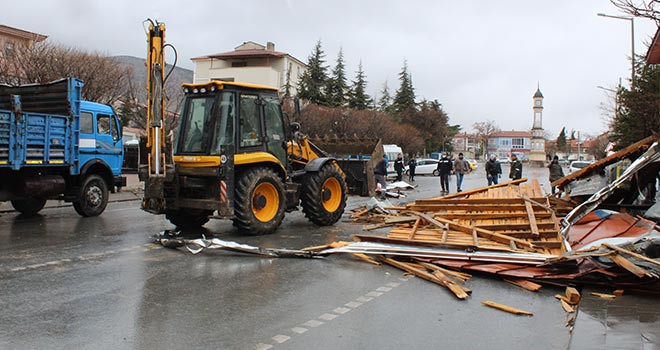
top-left (211, 92), bottom-right (235, 154)
top-left (179, 96), bottom-right (216, 153)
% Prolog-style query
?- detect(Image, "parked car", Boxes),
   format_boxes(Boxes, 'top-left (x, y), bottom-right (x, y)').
top-left (569, 161), bottom-right (592, 173)
top-left (467, 159), bottom-right (478, 170)
top-left (405, 158), bottom-right (440, 176)
top-left (558, 159), bottom-right (570, 167)
top-left (499, 157), bottom-right (511, 164)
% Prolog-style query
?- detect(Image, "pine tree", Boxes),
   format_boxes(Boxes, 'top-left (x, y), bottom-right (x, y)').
top-left (377, 80), bottom-right (392, 113)
top-left (392, 59), bottom-right (416, 116)
top-left (325, 48), bottom-right (348, 107)
top-left (348, 61), bottom-right (372, 110)
top-left (297, 40), bottom-right (329, 105)
top-left (282, 62), bottom-right (292, 99)
top-left (569, 129), bottom-right (575, 140)
top-left (557, 127), bottom-right (567, 152)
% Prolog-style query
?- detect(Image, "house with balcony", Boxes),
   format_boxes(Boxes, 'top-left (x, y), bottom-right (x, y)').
top-left (191, 41), bottom-right (307, 96)
top-left (487, 131), bottom-right (532, 160)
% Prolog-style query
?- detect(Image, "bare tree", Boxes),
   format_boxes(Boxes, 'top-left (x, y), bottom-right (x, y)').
top-left (0, 41), bottom-right (129, 105)
top-left (610, 0), bottom-right (660, 24)
top-left (472, 120), bottom-right (500, 159)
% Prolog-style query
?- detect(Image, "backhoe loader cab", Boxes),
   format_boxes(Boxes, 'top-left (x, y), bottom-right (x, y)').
top-left (151, 81), bottom-right (347, 234)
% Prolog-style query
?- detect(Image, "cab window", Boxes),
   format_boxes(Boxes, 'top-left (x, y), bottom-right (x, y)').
top-left (180, 96), bottom-right (215, 153)
top-left (239, 94), bottom-right (262, 148)
top-left (97, 114), bottom-right (111, 134)
top-left (211, 92), bottom-right (235, 154)
top-left (80, 112), bottom-right (94, 134)
top-left (110, 115), bottom-right (120, 141)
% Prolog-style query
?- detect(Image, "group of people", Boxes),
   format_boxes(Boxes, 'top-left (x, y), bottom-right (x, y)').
top-left (375, 151), bottom-right (566, 198)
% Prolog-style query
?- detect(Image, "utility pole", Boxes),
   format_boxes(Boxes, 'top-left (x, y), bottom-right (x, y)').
top-left (598, 13), bottom-right (635, 85)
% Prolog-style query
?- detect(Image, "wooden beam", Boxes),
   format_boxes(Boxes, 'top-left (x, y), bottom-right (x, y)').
top-left (408, 217), bottom-right (422, 240)
top-left (504, 278), bottom-right (542, 292)
top-left (427, 216), bottom-right (536, 251)
top-left (421, 178), bottom-right (528, 200)
top-left (482, 301), bottom-right (533, 316)
top-left (524, 200), bottom-right (540, 238)
top-left (603, 243), bottom-right (660, 267)
top-left (379, 257), bottom-right (469, 299)
top-left (413, 197), bottom-right (547, 205)
top-left (608, 253), bottom-right (653, 278)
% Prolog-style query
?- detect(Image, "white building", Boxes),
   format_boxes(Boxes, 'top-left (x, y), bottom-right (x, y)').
top-left (191, 41), bottom-right (307, 96)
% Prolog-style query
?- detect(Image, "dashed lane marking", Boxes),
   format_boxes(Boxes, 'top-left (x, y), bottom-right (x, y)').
top-left (302, 320), bottom-right (324, 328)
top-left (271, 335), bottom-right (290, 344)
top-left (255, 343), bottom-right (273, 350)
top-left (318, 313), bottom-right (338, 321)
top-left (345, 301), bottom-right (362, 308)
top-left (376, 286), bottom-right (392, 292)
top-left (291, 327), bottom-right (308, 334)
top-left (356, 295), bottom-right (373, 302)
top-left (366, 291), bottom-right (383, 297)
top-left (333, 307), bottom-right (351, 315)
top-left (387, 282), bottom-right (400, 287)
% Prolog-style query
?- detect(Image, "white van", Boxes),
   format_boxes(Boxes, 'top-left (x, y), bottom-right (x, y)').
top-left (383, 144), bottom-right (403, 175)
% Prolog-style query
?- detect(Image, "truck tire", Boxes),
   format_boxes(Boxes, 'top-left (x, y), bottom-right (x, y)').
top-left (166, 209), bottom-right (212, 228)
top-left (301, 162), bottom-right (347, 226)
top-left (233, 167), bottom-right (286, 235)
top-left (11, 198), bottom-right (47, 216)
top-left (73, 174), bottom-right (109, 217)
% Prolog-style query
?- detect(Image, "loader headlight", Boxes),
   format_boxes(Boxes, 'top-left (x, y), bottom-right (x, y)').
top-left (200, 88), bottom-right (207, 93)
top-left (183, 88), bottom-right (189, 94)
top-left (210, 86), bottom-right (216, 91)
top-left (193, 88), bottom-right (199, 94)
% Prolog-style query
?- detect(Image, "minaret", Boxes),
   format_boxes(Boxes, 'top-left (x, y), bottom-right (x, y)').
top-left (529, 84), bottom-right (546, 165)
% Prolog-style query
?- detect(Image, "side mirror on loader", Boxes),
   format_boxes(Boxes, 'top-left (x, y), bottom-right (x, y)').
top-left (290, 122), bottom-right (301, 132)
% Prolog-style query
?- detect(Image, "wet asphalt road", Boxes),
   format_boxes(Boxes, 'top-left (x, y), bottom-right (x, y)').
top-left (0, 166), bottom-right (658, 350)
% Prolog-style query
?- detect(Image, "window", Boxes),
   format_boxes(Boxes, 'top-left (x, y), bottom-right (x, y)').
top-left (239, 94), bottom-right (262, 148)
top-left (231, 61), bottom-right (247, 67)
top-left (80, 112), bottom-right (94, 134)
top-left (110, 115), bottom-right (119, 141)
top-left (263, 97), bottom-right (286, 162)
top-left (97, 114), bottom-right (111, 134)
top-left (211, 92), bottom-right (235, 154)
top-left (180, 97), bottom-right (216, 153)
top-left (512, 138), bottom-right (525, 149)
top-left (212, 78), bottom-right (235, 82)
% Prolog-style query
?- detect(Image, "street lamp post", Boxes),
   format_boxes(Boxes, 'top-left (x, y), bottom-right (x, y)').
top-left (597, 13), bottom-right (635, 84)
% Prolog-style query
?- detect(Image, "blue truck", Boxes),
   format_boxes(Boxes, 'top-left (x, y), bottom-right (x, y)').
top-left (0, 78), bottom-right (125, 216)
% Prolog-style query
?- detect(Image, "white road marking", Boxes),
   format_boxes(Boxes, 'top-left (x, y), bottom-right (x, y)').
top-left (291, 327), bottom-right (308, 334)
top-left (387, 282), bottom-right (400, 287)
top-left (319, 313), bottom-right (338, 321)
top-left (366, 291), bottom-right (383, 297)
top-left (356, 296), bottom-right (373, 302)
top-left (272, 335), bottom-right (290, 344)
top-left (333, 307), bottom-right (351, 314)
top-left (399, 278), bottom-right (409, 281)
top-left (345, 301), bottom-right (362, 308)
top-left (255, 343), bottom-right (273, 350)
top-left (376, 286), bottom-right (392, 292)
top-left (302, 320), bottom-right (324, 328)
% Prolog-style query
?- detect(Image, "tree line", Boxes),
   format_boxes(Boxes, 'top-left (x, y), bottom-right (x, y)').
top-left (288, 40), bottom-right (452, 155)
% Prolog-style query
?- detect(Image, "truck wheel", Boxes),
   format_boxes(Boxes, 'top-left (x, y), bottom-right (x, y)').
top-left (166, 209), bottom-right (212, 228)
top-left (233, 167), bottom-right (286, 235)
top-left (73, 174), bottom-right (108, 217)
top-left (301, 162), bottom-right (347, 226)
top-left (11, 198), bottom-right (47, 216)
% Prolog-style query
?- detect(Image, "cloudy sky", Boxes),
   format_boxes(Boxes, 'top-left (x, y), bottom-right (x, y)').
top-left (2, 1), bottom-right (657, 137)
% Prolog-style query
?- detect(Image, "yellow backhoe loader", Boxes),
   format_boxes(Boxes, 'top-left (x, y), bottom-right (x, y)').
top-left (138, 19), bottom-right (348, 235)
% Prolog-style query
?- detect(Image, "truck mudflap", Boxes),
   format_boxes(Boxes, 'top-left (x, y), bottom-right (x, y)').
top-left (114, 175), bottom-right (127, 188)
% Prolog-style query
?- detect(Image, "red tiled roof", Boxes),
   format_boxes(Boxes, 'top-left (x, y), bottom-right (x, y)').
top-left (192, 49), bottom-right (286, 61)
top-left (646, 27), bottom-right (660, 64)
top-left (491, 131), bottom-right (532, 138)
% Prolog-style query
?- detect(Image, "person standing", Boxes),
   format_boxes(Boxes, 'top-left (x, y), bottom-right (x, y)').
top-left (407, 156), bottom-right (417, 182)
top-left (548, 155), bottom-right (564, 194)
top-left (437, 153), bottom-right (453, 194)
top-left (374, 154), bottom-right (388, 199)
top-left (453, 152), bottom-right (471, 192)
top-left (394, 153), bottom-right (404, 182)
top-left (509, 154), bottom-right (523, 180)
top-left (485, 155), bottom-right (502, 186)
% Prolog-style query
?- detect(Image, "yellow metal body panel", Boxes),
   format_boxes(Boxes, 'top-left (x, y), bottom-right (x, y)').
top-left (173, 155), bottom-right (221, 167)
top-left (182, 81), bottom-right (278, 91)
top-left (173, 152), bottom-right (285, 172)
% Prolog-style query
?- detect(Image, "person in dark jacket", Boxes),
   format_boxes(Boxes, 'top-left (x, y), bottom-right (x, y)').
top-left (374, 155), bottom-right (388, 198)
top-left (394, 153), bottom-right (404, 182)
top-left (453, 152), bottom-right (471, 192)
top-left (407, 156), bottom-right (417, 182)
top-left (548, 155), bottom-right (564, 194)
top-left (437, 153), bottom-right (453, 194)
top-left (485, 155), bottom-right (502, 185)
top-left (509, 154), bottom-right (523, 180)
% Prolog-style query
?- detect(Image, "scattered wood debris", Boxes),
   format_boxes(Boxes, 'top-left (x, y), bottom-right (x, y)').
top-left (591, 292), bottom-right (617, 299)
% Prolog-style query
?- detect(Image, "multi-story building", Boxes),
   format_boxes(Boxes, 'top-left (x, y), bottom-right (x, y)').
top-left (192, 41), bottom-right (307, 96)
top-left (487, 131), bottom-right (532, 160)
top-left (451, 133), bottom-right (477, 159)
top-left (0, 24), bottom-right (47, 58)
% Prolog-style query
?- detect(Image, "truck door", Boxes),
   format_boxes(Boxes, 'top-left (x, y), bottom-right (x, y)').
top-left (262, 96), bottom-right (287, 165)
top-left (94, 113), bottom-right (123, 174)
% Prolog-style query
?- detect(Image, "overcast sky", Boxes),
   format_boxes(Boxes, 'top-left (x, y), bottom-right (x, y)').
top-left (2, 1), bottom-right (657, 138)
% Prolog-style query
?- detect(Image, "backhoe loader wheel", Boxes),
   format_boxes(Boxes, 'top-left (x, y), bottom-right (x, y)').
top-left (233, 167), bottom-right (286, 235)
top-left (166, 209), bottom-right (212, 229)
top-left (301, 162), bottom-right (347, 226)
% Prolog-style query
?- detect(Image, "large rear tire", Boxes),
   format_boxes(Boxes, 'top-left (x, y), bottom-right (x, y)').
top-left (233, 167), bottom-right (286, 235)
top-left (73, 174), bottom-right (108, 217)
top-left (166, 209), bottom-right (212, 228)
top-left (11, 198), bottom-right (47, 216)
top-left (301, 162), bottom-right (347, 226)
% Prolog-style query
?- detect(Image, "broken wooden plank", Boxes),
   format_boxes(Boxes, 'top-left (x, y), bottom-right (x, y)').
top-left (428, 216), bottom-right (536, 251)
top-left (418, 262), bottom-right (472, 283)
top-left (554, 294), bottom-right (571, 304)
top-left (482, 300), bottom-right (533, 316)
top-left (424, 178), bottom-right (528, 200)
top-left (385, 216), bottom-right (419, 224)
top-left (566, 287), bottom-right (581, 304)
top-left (561, 300), bottom-right (575, 313)
top-left (504, 278), bottom-right (542, 292)
top-left (591, 292), bottom-right (617, 299)
top-left (613, 289), bottom-right (625, 296)
top-left (351, 253), bottom-right (381, 266)
top-left (607, 253), bottom-right (653, 278)
top-left (603, 243), bottom-right (660, 267)
top-left (379, 257), bottom-right (469, 299)
top-left (408, 217), bottom-right (422, 240)
top-left (405, 211), bottom-right (447, 230)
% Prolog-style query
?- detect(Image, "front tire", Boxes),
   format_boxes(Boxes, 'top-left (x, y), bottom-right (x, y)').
top-left (432, 169), bottom-right (440, 176)
top-left (233, 167), bottom-right (286, 235)
top-left (166, 209), bottom-right (212, 228)
top-left (11, 198), bottom-right (47, 216)
top-left (73, 174), bottom-right (109, 217)
top-left (301, 163), bottom-right (348, 226)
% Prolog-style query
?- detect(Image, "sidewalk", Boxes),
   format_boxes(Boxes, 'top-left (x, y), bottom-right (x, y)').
top-left (0, 174), bottom-right (143, 213)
